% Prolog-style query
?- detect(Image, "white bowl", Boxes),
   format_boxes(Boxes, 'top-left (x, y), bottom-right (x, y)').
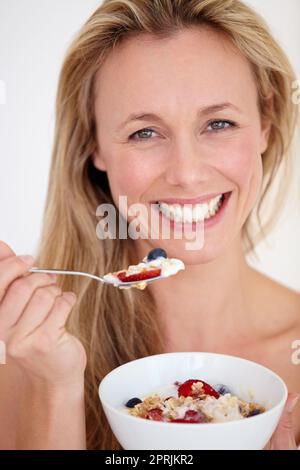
top-left (99, 352), bottom-right (287, 450)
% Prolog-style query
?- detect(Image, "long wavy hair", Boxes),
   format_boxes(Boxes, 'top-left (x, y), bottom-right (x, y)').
top-left (37, 0), bottom-right (299, 449)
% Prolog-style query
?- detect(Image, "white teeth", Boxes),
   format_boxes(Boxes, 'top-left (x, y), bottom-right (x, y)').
top-left (209, 198), bottom-right (216, 213)
top-left (202, 203), bottom-right (209, 219)
top-left (193, 205), bottom-right (205, 220)
top-left (158, 195), bottom-right (223, 223)
top-left (183, 206), bottom-right (193, 223)
top-left (175, 205), bottom-right (182, 219)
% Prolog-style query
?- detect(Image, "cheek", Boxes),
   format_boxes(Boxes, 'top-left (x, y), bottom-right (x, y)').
top-left (105, 154), bottom-right (159, 206)
top-left (216, 134), bottom-right (263, 200)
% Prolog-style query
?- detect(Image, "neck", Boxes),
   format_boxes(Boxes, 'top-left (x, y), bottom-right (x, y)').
top-left (141, 237), bottom-right (255, 353)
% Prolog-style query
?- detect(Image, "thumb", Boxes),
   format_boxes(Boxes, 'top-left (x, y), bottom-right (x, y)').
top-left (268, 392), bottom-right (299, 450)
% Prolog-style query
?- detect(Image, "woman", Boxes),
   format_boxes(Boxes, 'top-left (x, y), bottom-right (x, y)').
top-left (0, 0), bottom-right (299, 450)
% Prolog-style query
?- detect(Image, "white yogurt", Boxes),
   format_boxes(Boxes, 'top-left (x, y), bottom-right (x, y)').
top-left (103, 255), bottom-right (185, 288)
top-left (124, 383), bottom-right (260, 423)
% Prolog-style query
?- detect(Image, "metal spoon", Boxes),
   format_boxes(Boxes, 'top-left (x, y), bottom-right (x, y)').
top-left (29, 267), bottom-right (165, 288)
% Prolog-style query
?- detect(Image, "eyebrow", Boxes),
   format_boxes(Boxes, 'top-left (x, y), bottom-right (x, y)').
top-left (116, 102), bottom-right (242, 131)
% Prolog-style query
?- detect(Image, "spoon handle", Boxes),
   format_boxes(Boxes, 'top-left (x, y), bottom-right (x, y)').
top-left (29, 267), bottom-right (104, 283)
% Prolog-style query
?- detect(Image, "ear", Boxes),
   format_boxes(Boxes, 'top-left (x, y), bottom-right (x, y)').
top-left (92, 148), bottom-right (107, 172)
top-left (260, 96), bottom-right (273, 155)
top-left (260, 116), bottom-right (272, 155)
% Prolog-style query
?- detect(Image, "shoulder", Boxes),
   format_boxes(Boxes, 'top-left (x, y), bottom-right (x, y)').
top-left (250, 268), bottom-right (300, 385)
top-left (249, 268), bottom-right (300, 338)
top-left (269, 277), bottom-right (300, 331)
top-left (248, 269), bottom-right (300, 443)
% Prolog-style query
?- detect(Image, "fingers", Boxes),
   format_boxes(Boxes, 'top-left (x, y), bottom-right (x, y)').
top-left (0, 273), bottom-right (58, 331)
top-left (13, 284), bottom-right (63, 337)
top-left (278, 392), bottom-right (299, 431)
top-left (286, 392), bottom-right (299, 411)
top-left (5, 290), bottom-right (77, 362)
top-left (0, 240), bottom-right (16, 261)
top-left (15, 293), bottom-right (77, 357)
top-left (39, 292), bottom-right (77, 335)
top-left (0, 254), bottom-right (35, 302)
top-left (0, 243), bottom-right (83, 385)
top-left (267, 392), bottom-right (299, 450)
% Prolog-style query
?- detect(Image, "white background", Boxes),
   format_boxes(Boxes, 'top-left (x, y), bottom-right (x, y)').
top-left (0, 0), bottom-right (299, 291)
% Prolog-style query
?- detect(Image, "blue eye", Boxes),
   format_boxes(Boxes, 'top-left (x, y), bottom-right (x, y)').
top-left (207, 120), bottom-right (236, 132)
top-left (129, 120), bottom-right (236, 142)
top-left (129, 128), bottom-right (157, 141)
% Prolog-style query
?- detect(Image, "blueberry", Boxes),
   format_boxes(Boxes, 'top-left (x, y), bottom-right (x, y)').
top-left (214, 384), bottom-right (232, 395)
top-left (147, 248), bottom-right (167, 262)
top-left (125, 397), bottom-right (142, 408)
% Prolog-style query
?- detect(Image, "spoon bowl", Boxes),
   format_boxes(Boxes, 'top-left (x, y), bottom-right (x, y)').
top-left (29, 267), bottom-right (166, 288)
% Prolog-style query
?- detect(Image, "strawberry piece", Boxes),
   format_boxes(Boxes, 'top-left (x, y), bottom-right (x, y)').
top-left (146, 408), bottom-right (164, 421)
top-left (172, 410), bottom-right (207, 423)
top-left (117, 268), bottom-right (161, 283)
top-left (177, 379), bottom-right (220, 399)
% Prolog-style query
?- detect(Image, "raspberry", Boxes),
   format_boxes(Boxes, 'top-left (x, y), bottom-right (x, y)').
top-left (177, 379), bottom-right (220, 399)
top-left (146, 408), bottom-right (164, 421)
top-left (172, 410), bottom-right (207, 423)
top-left (117, 268), bottom-right (161, 283)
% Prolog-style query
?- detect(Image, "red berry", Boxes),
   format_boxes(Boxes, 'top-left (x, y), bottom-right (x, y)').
top-left (177, 379), bottom-right (220, 399)
top-left (172, 410), bottom-right (206, 423)
top-left (146, 408), bottom-right (164, 421)
top-left (184, 410), bottom-right (206, 422)
top-left (117, 268), bottom-right (161, 283)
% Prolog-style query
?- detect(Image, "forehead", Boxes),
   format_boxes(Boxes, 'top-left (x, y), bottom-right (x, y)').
top-left (94, 27), bottom-right (257, 119)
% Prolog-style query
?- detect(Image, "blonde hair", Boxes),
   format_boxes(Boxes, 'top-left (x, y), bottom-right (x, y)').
top-left (37, 0), bottom-right (299, 449)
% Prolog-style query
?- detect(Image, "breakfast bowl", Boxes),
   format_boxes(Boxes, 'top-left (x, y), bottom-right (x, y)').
top-left (98, 352), bottom-right (287, 450)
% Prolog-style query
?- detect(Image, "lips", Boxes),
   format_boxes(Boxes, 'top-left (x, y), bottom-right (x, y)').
top-left (152, 191), bottom-right (232, 205)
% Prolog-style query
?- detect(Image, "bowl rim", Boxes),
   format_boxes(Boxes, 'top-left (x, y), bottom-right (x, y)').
top-left (99, 351), bottom-right (288, 428)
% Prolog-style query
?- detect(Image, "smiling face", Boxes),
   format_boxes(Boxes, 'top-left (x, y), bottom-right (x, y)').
top-left (93, 26), bottom-right (270, 263)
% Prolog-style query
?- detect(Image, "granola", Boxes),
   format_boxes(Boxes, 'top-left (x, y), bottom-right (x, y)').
top-left (125, 379), bottom-right (265, 423)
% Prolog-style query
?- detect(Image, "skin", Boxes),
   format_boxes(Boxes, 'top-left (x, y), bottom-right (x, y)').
top-left (94, 27), bottom-right (266, 264)
top-left (93, 27), bottom-right (300, 445)
top-left (0, 243), bottom-right (87, 449)
top-left (0, 26), bottom-right (299, 449)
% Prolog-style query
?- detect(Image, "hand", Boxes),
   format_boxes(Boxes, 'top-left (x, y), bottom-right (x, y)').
top-left (264, 392), bottom-right (299, 450)
top-left (0, 241), bottom-right (87, 387)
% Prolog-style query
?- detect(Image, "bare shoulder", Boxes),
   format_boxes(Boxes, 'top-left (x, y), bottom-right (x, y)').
top-left (248, 268), bottom-right (300, 379)
top-left (249, 267), bottom-right (300, 336)
top-left (0, 361), bottom-right (23, 449)
top-left (269, 277), bottom-right (300, 333)
top-left (249, 269), bottom-right (300, 443)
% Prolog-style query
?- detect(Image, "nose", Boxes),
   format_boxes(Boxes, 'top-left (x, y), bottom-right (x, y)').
top-left (164, 136), bottom-right (212, 188)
